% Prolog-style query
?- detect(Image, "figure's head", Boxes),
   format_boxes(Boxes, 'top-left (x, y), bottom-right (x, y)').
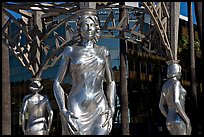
top-left (76, 9), bottom-right (100, 43)
top-left (166, 60), bottom-right (182, 79)
top-left (29, 77), bottom-right (43, 93)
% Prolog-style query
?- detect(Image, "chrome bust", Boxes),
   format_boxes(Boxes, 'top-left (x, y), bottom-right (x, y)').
top-left (53, 9), bottom-right (116, 135)
top-left (21, 78), bottom-right (53, 135)
top-left (159, 60), bottom-right (191, 135)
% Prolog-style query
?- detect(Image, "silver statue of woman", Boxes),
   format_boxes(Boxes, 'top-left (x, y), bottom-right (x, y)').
top-left (53, 9), bottom-right (116, 135)
top-left (159, 60), bottom-right (191, 135)
top-left (21, 78), bottom-right (53, 135)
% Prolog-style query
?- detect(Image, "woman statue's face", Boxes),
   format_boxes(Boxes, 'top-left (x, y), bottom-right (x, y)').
top-left (80, 17), bottom-right (96, 40)
top-left (29, 80), bottom-right (43, 93)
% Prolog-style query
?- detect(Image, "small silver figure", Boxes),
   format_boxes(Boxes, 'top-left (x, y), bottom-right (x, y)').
top-left (21, 78), bottom-right (53, 135)
top-left (159, 60), bottom-right (192, 135)
top-left (53, 9), bottom-right (116, 135)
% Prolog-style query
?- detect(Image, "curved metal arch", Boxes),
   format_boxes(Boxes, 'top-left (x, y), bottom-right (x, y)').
top-left (40, 14), bottom-right (78, 42)
top-left (142, 2), bottom-right (173, 59)
top-left (97, 2), bottom-right (173, 59)
top-left (100, 27), bottom-right (150, 42)
top-left (2, 2), bottom-right (80, 76)
top-left (2, 2), bottom-right (79, 16)
top-left (2, 2), bottom-right (173, 77)
top-left (98, 7), bottom-right (150, 49)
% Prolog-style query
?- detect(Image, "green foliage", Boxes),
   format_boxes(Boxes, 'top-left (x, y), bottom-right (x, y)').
top-left (178, 35), bottom-right (189, 53)
top-left (178, 34), bottom-right (201, 68)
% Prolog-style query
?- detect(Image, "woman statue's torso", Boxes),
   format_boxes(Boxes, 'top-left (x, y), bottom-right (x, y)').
top-left (162, 78), bottom-right (187, 122)
top-left (63, 45), bottom-right (110, 134)
top-left (25, 94), bottom-right (48, 132)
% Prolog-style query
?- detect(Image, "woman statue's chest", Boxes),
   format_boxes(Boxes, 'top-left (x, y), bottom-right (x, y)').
top-left (70, 47), bottom-right (105, 65)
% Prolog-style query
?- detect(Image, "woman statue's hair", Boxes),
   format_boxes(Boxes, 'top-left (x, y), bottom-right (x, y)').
top-left (166, 60), bottom-right (181, 78)
top-left (75, 9), bottom-right (101, 43)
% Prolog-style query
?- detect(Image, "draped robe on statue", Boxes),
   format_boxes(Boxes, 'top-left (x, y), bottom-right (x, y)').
top-left (61, 45), bottom-right (112, 135)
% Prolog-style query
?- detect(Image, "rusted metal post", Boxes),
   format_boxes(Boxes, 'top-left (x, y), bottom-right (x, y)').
top-left (2, 11), bottom-right (11, 135)
top-left (119, 2), bottom-right (130, 135)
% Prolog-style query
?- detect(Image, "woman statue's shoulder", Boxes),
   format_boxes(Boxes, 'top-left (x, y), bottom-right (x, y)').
top-left (101, 46), bottom-right (110, 56)
top-left (172, 79), bottom-right (181, 86)
top-left (23, 94), bottom-right (32, 102)
top-left (43, 95), bottom-right (51, 103)
top-left (42, 94), bottom-right (49, 100)
top-left (63, 46), bottom-right (73, 57)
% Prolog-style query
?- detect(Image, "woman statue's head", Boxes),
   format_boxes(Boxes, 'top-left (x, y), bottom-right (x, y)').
top-left (76, 9), bottom-right (100, 43)
top-left (29, 77), bottom-right (43, 93)
top-left (166, 60), bottom-right (182, 79)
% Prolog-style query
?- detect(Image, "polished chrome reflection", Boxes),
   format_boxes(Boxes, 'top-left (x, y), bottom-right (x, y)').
top-left (21, 78), bottom-right (53, 135)
top-left (53, 10), bottom-right (116, 135)
top-left (159, 60), bottom-right (191, 135)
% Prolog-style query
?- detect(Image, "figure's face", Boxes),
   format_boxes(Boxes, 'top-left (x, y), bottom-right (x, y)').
top-left (80, 17), bottom-right (96, 40)
top-left (176, 73), bottom-right (182, 80)
top-left (29, 80), bottom-right (43, 93)
top-left (167, 64), bottom-right (182, 79)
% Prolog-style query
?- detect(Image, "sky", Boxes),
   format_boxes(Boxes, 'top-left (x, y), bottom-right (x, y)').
top-left (180, 2), bottom-right (197, 24)
top-left (6, 2), bottom-right (197, 24)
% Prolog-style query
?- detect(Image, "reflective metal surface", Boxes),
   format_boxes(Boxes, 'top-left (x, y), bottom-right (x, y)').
top-left (21, 78), bottom-right (53, 135)
top-left (53, 10), bottom-right (116, 135)
top-left (159, 60), bottom-right (191, 135)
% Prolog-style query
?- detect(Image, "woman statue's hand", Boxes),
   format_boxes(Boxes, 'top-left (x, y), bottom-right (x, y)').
top-left (22, 129), bottom-right (26, 134)
top-left (61, 108), bottom-right (78, 134)
top-left (186, 123), bottom-right (192, 135)
top-left (100, 108), bottom-right (113, 132)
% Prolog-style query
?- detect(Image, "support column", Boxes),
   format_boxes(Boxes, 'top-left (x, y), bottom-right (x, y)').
top-left (119, 2), bottom-right (130, 135)
top-left (34, 11), bottom-right (43, 32)
top-left (79, 2), bottom-right (96, 9)
top-left (170, 2), bottom-right (180, 60)
top-left (2, 11), bottom-right (11, 135)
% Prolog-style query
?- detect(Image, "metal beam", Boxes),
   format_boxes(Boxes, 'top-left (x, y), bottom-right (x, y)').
top-left (2, 2), bottom-right (172, 75)
top-left (170, 2), bottom-right (180, 60)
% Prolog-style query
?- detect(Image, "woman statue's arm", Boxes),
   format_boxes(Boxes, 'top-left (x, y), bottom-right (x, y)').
top-left (45, 96), bottom-right (53, 132)
top-left (53, 47), bottom-right (78, 133)
top-left (101, 47), bottom-right (116, 132)
top-left (104, 47), bottom-right (116, 117)
top-left (21, 97), bottom-right (28, 134)
top-left (53, 51), bottom-right (70, 112)
top-left (159, 91), bottom-right (168, 118)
